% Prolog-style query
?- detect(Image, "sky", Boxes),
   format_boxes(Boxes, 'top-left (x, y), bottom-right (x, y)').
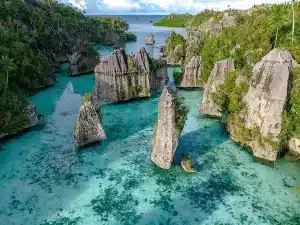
top-left (58, 0), bottom-right (290, 15)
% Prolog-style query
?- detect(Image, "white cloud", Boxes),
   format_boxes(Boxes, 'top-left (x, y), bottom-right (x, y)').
top-left (67, 0), bottom-right (87, 9)
top-left (140, 0), bottom-right (289, 11)
top-left (58, 0), bottom-right (292, 14)
top-left (191, 0), bottom-right (289, 11)
top-left (101, 0), bottom-right (140, 9)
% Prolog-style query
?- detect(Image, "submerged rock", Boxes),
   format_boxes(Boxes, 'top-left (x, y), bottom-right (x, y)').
top-left (228, 49), bottom-right (293, 161)
top-left (151, 86), bottom-right (188, 169)
top-left (74, 101), bottom-right (106, 147)
top-left (181, 154), bottom-right (196, 173)
top-left (0, 105), bottom-right (42, 140)
top-left (145, 33), bottom-right (155, 45)
top-left (92, 48), bottom-right (168, 105)
top-left (181, 56), bottom-right (202, 88)
top-left (198, 58), bottom-right (235, 117)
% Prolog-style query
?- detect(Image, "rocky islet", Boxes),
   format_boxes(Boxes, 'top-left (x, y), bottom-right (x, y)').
top-left (228, 49), bottom-right (294, 161)
top-left (74, 99), bottom-right (107, 147)
top-left (92, 48), bottom-right (168, 105)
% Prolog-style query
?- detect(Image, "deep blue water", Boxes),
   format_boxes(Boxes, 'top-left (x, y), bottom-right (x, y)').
top-left (95, 15), bottom-right (186, 60)
top-left (0, 15), bottom-right (299, 225)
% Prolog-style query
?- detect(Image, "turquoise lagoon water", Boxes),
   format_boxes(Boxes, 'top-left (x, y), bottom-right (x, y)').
top-left (0, 16), bottom-right (300, 225)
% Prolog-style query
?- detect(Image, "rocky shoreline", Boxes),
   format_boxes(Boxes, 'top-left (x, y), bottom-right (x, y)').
top-left (160, 6), bottom-right (300, 162)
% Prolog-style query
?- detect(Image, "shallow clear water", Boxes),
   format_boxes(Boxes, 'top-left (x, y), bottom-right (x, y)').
top-left (0, 16), bottom-right (300, 225)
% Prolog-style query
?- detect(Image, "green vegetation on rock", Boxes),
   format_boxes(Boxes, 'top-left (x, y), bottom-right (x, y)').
top-left (165, 32), bottom-right (186, 53)
top-left (97, 105), bottom-right (103, 124)
top-left (128, 56), bottom-right (137, 75)
top-left (173, 69), bottom-right (184, 85)
top-left (149, 57), bottom-right (162, 72)
top-left (187, 4), bottom-right (300, 83)
top-left (165, 32), bottom-right (186, 65)
top-left (154, 14), bottom-right (193, 27)
top-left (129, 85), bottom-right (142, 98)
top-left (213, 69), bottom-right (249, 115)
top-left (212, 68), bottom-right (250, 145)
top-left (145, 88), bottom-right (151, 96)
top-left (182, 153), bottom-right (192, 167)
top-left (282, 67), bottom-right (300, 142)
top-left (83, 93), bottom-right (92, 103)
top-left (175, 96), bottom-right (189, 137)
top-left (201, 3), bottom-right (300, 151)
top-left (126, 32), bottom-right (137, 41)
top-left (189, 9), bottom-right (223, 27)
top-left (0, 0), bottom-right (128, 136)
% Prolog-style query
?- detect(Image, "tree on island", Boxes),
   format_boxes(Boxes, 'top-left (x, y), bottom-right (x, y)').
top-left (292, 0), bottom-right (296, 42)
top-left (1, 56), bottom-right (13, 89)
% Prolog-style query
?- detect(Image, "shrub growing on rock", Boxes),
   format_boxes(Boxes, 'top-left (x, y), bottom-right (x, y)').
top-left (175, 96), bottom-right (189, 137)
top-left (173, 69), bottom-right (184, 85)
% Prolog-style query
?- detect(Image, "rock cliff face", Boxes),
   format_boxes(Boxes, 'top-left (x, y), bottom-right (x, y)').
top-left (288, 138), bottom-right (300, 157)
top-left (221, 12), bottom-right (236, 28)
top-left (92, 23), bottom-right (128, 48)
top-left (187, 12), bottom-right (236, 43)
top-left (198, 58), bottom-right (235, 117)
top-left (185, 38), bottom-right (201, 62)
top-left (167, 44), bottom-right (185, 65)
top-left (151, 86), bottom-right (179, 169)
top-left (228, 49), bottom-right (293, 161)
top-left (69, 51), bottom-right (99, 76)
top-left (92, 48), bottom-right (168, 105)
top-left (186, 27), bottom-right (204, 45)
top-left (145, 33), bottom-right (155, 45)
top-left (74, 101), bottom-right (106, 147)
top-left (181, 56), bottom-right (202, 88)
top-left (0, 105), bottom-right (42, 140)
top-left (102, 30), bottom-right (126, 48)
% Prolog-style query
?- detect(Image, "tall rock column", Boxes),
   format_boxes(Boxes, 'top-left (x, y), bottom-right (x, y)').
top-left (198, 58), bottom-right (235, 117)
top-left (145, 33), bottom-right (155, 45)
top-left (74, 100), bottom-right (106, 147)
top-left (181, 56), bottom-right (202, 88)
top-left (151, 86), bottom-right (188, 169)
top-left (228, 49), bottom-right (293, 161)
